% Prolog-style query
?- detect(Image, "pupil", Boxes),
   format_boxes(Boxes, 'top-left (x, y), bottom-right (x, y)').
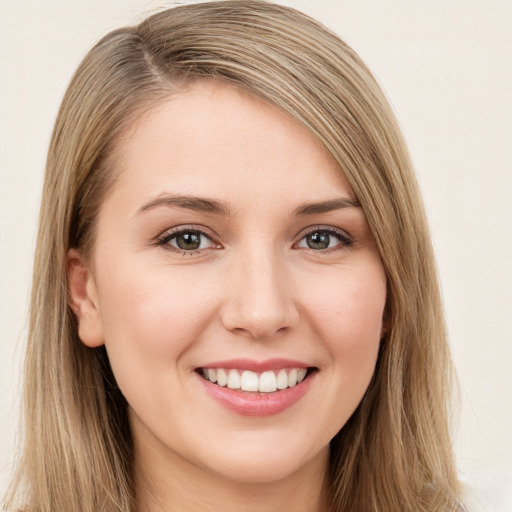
top-left (307, 231), bottom-right (330, 250)
top-left (176, 232), bottom-right (201, 250)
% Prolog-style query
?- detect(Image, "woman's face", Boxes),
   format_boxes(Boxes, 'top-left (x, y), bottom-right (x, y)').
top-left (71, 81), bottom-right (387, 485)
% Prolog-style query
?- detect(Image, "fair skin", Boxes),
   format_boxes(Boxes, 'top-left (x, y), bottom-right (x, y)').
top-left (68, 81), bottom-right (387, 512)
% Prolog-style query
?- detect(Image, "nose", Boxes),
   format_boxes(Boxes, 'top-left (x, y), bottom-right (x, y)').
top-left (220, 246), bottom-right (299, 340)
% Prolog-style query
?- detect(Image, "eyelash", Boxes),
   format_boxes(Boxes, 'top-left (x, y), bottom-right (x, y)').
top-left (296, 226), bottom-right (354, 253)
top-left (156, 226), bottom-right (219, 256)
top-left (156, 225), bottom-right (353, 255)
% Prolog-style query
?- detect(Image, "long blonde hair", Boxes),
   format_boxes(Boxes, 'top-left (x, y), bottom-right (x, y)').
top-left (5, 1), bottom-right (460, 511)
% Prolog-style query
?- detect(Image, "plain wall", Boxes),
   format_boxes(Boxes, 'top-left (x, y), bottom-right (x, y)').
top-left (1, 0), bottom-right (511, 498)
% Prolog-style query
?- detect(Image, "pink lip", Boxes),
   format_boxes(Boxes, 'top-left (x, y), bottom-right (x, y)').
top-left (196, 367), bottom-right (315, 417)
top-left (199, 358), bottom-right (310, 372)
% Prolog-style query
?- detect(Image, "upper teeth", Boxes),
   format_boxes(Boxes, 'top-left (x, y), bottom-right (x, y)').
top-left (201, 368), bottom-right (308, 393)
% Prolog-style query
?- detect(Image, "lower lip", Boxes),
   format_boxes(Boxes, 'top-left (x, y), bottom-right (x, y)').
top-left (197, 372), bottom-right (314, 416)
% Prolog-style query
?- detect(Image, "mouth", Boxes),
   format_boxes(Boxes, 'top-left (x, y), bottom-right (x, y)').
top-left (196, 366), bottom-right (317, 394)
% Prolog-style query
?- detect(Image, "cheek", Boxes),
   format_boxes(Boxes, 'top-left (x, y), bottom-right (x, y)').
top-left (303, 262), bottom-right (386, 395)
top-left (284, 262), bottom-right (387, 446)
top-left (307, 267), bottom-right (386, 346)
top-left (96, 263), bottom-right (220, 376)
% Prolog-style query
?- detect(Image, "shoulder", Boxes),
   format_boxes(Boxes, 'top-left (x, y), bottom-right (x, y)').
top-left (459, 470), bottom-right (512, 512)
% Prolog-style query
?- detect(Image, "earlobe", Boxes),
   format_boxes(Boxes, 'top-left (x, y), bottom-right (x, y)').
top-left (380, 300), bottom-right (391, 340)
top-left (380, 316), bottom-right (391, 340)
top-left (67, 249), bottom-right (105, 347)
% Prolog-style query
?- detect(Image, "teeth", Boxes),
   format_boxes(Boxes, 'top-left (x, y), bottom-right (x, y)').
top-left (216, 368), bottom-right (228, 387)
top-left (240, 370), bottom-right (259, 392)
top-left (227, 369), bottom-right (240, 389)
top-left (200, 367), bottom-right (310, 393)
top-left (288, 368), bottom-right (298, 387)
top-left (258, 371), bottom-right (277, 393)
top-left (276, 369), bottom-right (288, 390)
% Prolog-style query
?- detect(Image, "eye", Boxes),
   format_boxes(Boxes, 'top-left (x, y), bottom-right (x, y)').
top-left (296, 228), bottom-right (352, 251)
top-left (157, 227), bottom-right (219, 253)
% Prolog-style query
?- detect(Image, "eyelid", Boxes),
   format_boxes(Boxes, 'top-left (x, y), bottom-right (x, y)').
top-left (154, 224), bottom-right (353, 255)
top-left (294, 225), bottom-right (354, 250)
top-left (156, 224), bottom-right (222, 253)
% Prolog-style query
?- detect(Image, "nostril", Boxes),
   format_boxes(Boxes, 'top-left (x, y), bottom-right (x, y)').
top-left (219, 282), bottom-right (299, 339)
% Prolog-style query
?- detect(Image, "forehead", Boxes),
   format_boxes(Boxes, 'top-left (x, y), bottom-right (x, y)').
top-left (105, 80), bottom-right (355, 215)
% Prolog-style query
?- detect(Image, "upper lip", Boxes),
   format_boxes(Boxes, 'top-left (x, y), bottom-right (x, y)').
top-left (197, 358), bottom-right (312, 373)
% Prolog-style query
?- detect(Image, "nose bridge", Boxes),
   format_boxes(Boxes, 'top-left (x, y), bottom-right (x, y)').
top-left (221, 239), bottom-right (298, 338)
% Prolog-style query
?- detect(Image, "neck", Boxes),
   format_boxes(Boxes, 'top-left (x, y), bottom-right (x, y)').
top-left (133, 429), bottom-right (331, 512)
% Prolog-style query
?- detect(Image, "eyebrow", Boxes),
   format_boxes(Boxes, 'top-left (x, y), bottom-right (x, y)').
top-left (135, 193), bottom-right (360, 218)
top-left (136, 193), bottom-right (232, 217)
top-left (293, 197), bottom-right (361, 216)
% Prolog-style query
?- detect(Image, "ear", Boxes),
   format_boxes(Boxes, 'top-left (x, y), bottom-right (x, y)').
top-left (67, 249), bottom-right (105, 347)
top-left (380, 319), bottom-right (390, 340)
top-left (380, 302), bottom-right (391, 340)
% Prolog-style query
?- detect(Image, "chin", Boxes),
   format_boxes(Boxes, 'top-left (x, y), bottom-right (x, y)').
top-left (201, 437), bottom-right (329, 485)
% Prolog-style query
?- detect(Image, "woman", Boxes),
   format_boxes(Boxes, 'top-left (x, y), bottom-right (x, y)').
top-left (4, 1), bottom-right (462, 511)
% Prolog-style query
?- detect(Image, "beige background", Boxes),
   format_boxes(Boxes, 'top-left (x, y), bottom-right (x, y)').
top-left (1, 0), bottom-right (511, 499)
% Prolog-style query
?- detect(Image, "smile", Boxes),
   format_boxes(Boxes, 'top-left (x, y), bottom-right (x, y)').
top-left (199, 367), bottom-right (310, 393)
top-left (195, 359), bottom-right (317, 416)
